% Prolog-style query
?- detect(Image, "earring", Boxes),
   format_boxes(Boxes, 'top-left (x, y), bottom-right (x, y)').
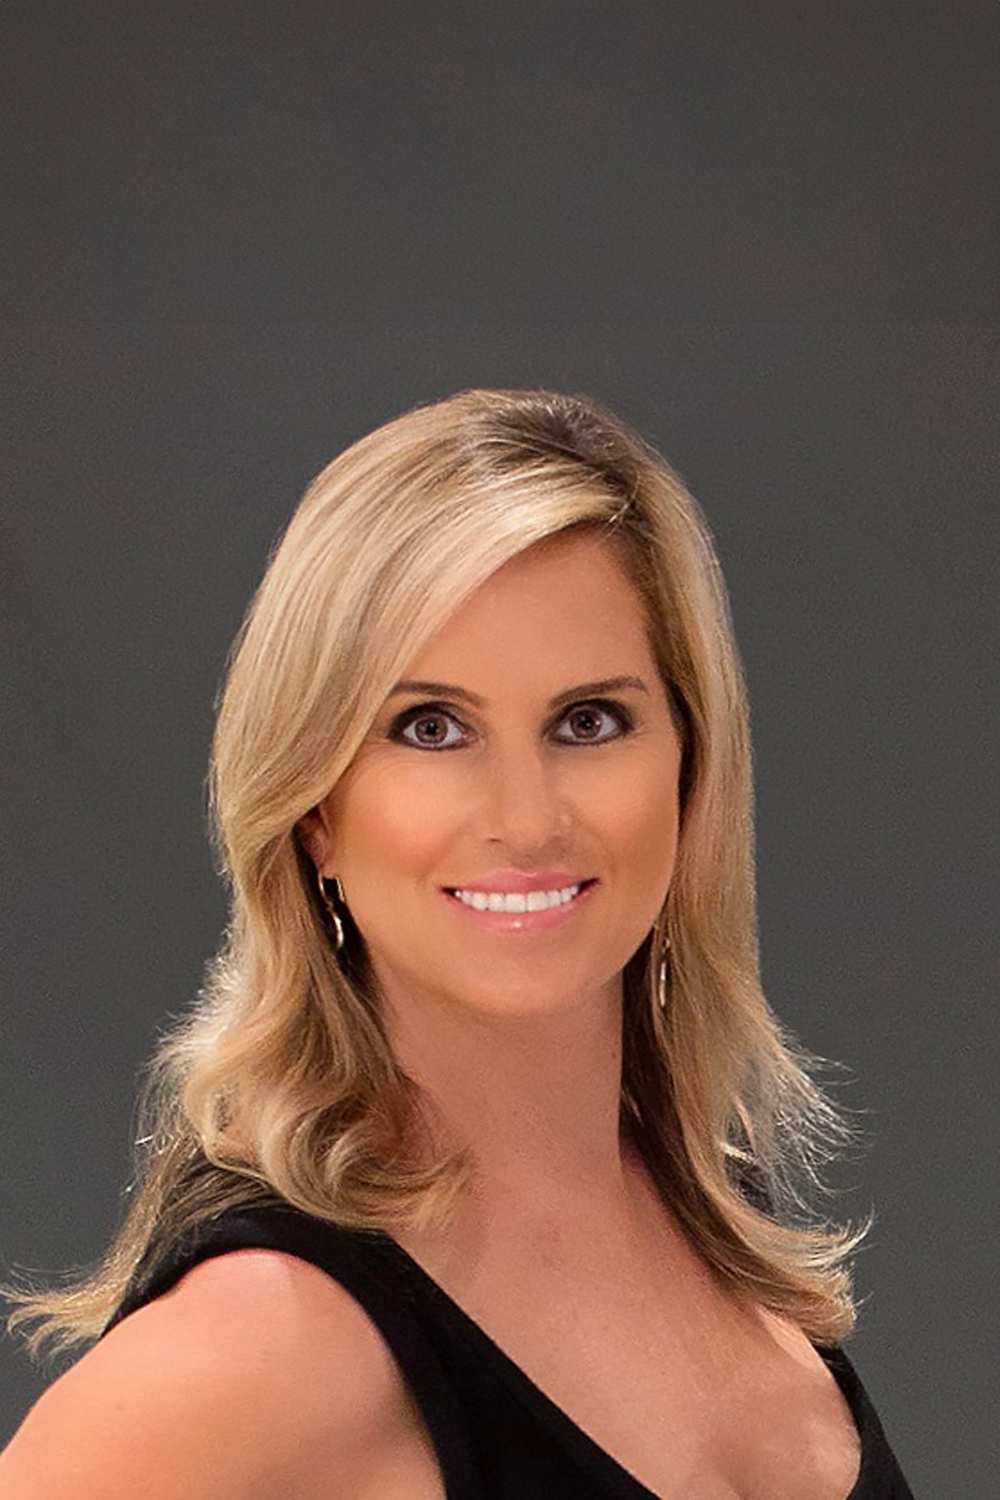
top-left (658, 936), bottom-right (672, 1012)
top-left (317, 871), bottom-right (346, 951)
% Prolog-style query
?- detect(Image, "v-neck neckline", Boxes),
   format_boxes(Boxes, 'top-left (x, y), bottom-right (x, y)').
top-left (381, 1231), bottom-right (872, 1500)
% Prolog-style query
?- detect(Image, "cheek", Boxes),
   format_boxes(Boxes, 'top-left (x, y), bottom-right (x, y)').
top-left (602, 760), bottom-right (680, 887)
top-left (331, 765), bottom-right (460, 882)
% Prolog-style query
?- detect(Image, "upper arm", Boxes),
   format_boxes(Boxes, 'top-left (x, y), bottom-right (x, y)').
top-left (0, 1250), bottom-right (408, 1500)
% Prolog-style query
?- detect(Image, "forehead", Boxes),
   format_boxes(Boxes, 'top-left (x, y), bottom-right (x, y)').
top-left (402, 531), bottom-right (655, 687)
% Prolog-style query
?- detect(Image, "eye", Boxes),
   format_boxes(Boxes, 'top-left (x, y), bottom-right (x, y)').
top-left (389, 705), bottom-right (470, 750)
top-left (554, 700), bottom-right (633, 745)
top-left (387, 698), bottom-right (634, 751)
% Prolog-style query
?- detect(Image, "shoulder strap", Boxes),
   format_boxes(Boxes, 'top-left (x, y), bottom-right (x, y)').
top-left (107, 1206), bottom-right (485, 1499)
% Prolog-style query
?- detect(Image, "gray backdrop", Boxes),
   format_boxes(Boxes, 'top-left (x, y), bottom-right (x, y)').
top-left (2, 2), bottom-right (997, 1493)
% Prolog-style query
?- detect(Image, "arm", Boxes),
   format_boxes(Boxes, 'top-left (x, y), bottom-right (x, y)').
top-left (0, 1249), bottom-right (417, 1500)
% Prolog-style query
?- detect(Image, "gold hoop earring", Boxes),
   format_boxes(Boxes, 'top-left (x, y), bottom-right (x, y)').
top-left (317, 871), bottom-right (346, 952)
top-left (658, 935), bottom-right (672, 1012)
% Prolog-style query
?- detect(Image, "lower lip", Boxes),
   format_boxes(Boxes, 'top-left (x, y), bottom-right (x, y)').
top-left (441, 880), bottom-right (597, 933)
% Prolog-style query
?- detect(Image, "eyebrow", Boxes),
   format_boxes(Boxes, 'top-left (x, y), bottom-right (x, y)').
top-left (387, 676), bottom-right (651, 712)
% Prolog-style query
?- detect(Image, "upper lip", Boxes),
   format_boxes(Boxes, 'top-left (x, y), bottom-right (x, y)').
top-left (444, 871), bottom-right (593, 894)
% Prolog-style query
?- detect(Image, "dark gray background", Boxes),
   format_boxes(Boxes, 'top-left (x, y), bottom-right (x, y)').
top-left (2, 2), bottom-right (996, 1492)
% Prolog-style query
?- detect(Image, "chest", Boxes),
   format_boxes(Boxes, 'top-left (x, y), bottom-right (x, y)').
top-left (400, 1226), bottom-right (862, 1500)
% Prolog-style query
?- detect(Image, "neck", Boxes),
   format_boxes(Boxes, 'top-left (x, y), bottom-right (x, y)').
top-left (382, 978), bottom-right (633, 1219)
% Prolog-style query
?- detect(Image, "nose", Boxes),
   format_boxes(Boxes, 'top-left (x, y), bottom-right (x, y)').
top-left (480, 740), bottom-right (570, 854)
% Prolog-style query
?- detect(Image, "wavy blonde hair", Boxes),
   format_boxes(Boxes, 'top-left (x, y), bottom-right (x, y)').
top-left (8, 388), bottom-right (862, 1353)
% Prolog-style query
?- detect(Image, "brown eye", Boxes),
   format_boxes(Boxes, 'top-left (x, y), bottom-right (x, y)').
top-left (556, 701), bottom-right (633, 745)
top-left (568, 708), bottom-right (604, 739)
top-left (390, 706), bottom-right (469, 750)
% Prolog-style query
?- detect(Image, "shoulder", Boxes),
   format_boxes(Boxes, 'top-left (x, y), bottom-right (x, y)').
top-left (0, 1248), bottom-right (413, 1499)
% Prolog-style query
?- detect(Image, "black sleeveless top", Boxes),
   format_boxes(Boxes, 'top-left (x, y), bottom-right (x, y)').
top-left (109, 1206), bottom-right (914, 1499)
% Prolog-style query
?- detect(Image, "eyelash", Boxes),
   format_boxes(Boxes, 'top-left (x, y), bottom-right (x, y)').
top-left (387, 699), bottom-right (635, 751)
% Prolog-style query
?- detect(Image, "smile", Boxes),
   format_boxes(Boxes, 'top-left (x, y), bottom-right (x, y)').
top-left (441, 878), bottom-right (597, 931)
top-left (450, 883), bottom-right (583, 913)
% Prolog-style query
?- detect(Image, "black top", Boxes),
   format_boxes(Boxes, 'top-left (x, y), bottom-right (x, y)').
top-left (109, 1206), bottom-right (914, 1499)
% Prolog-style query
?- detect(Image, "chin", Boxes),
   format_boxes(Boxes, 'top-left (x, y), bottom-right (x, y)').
top-left (449, 972), bottom-right (617, 1021)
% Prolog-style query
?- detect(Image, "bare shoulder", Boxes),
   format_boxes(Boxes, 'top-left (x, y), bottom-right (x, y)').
top-left (0, 1249), bottom-right (429, 1500)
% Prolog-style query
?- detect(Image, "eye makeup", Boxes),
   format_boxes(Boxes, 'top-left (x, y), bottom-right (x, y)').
top-left (386, 697), bottom-right (636, 751)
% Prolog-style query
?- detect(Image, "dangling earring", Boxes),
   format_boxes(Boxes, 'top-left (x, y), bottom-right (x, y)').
top-left (317, 871), bottom-right (346, 951)
top-left (658, 936), bottom-right (672, 1012)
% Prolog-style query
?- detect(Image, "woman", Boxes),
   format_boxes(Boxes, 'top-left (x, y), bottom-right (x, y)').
top-left (2, 389), bottom-right (912, 1497)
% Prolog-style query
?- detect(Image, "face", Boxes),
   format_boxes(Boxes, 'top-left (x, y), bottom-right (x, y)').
top-left (302, 529), bottom-right (683, 1025)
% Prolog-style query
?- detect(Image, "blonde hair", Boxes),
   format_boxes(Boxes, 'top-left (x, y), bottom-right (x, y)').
top-left (8, 388), bottom-right (862, 1353)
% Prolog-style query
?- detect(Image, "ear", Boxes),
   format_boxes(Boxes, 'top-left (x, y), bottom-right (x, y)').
top-left (297, 803), bottom-right (334, 876)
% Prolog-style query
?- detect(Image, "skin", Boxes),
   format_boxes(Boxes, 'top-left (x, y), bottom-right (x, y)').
top-left (301, 527), bottom-right (684, 1205)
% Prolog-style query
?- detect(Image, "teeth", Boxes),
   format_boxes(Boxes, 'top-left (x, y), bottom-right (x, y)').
top-left (452, 883), bottom-right (582, 913)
